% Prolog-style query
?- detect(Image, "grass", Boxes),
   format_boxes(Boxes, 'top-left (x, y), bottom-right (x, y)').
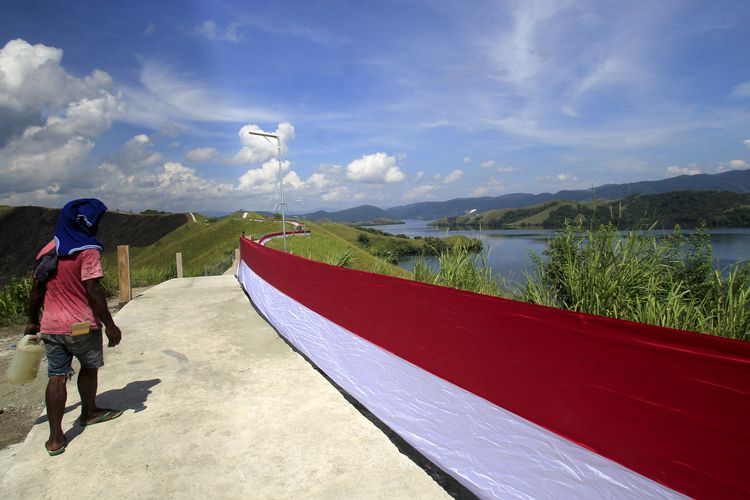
top-left (512, 202), bottom-right (578, 227)
top-left (265, 222), bottom-right (411, 278)
top-left (517, 224), bottom-right (750, 341)
top-left (0, 277), bottom-right (32, 326)
top-left (102, 215), bottom-right (280, 285)
top-left (319, 222), bottom-right (423, 261)
top-left (396, 222), bottom-right (749, 341)
top-left (4, 214), bottom-right (747, 342)
top-left (413, 243), bottom-right (501, 296)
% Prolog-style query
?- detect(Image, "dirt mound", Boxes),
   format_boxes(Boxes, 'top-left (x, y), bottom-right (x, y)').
top-left (0, 206), bottom-right (188, 285)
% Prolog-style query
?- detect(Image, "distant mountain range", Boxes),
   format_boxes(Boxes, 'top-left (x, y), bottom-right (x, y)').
top-left (432, 191), bottom-right (750, 229)
top-left (302, 205), bottom-right (400, 224)
top-left (302, 170), bottom-right (750, 222)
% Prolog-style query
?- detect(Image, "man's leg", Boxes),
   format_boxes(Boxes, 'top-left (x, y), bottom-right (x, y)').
top-left (77, 366), bottom-right (123, 424)
top-left (45, 375), bottom-right (67, 452)
top-left (77, 366), bottom-right (99, 421)
top-left (76, 332), bottom-right (122, 425)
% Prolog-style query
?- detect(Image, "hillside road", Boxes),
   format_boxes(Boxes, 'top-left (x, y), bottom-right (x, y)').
top-left (0, 275), bottom-right (449, 499)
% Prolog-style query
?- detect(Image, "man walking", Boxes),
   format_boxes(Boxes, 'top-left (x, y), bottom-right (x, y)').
top-left (26, 198), bottom-right (123, 456)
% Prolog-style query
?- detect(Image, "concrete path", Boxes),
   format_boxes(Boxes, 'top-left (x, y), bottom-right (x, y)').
top-left (1, 276), bottom-right (450, 499)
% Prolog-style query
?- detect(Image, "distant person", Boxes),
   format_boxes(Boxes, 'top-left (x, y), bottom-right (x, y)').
top-left (26, 198), bottom-right (123, 456)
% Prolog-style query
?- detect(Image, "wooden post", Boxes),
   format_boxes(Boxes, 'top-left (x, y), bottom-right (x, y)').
top-left (117, 245), bottom-right (131, 304)
top-left (176, 252), bottom-right (183, 278)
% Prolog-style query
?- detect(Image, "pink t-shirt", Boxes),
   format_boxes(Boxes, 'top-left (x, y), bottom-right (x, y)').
top-left (37, 241), bottom-right (104, 335)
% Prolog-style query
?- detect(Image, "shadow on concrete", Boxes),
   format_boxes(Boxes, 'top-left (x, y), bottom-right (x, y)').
top-left (96, 378), bottom-right (161, 414)
top-left (239, 284), bottom-right (477, 500)
top-left (34, 379), bottom-right (161, 445)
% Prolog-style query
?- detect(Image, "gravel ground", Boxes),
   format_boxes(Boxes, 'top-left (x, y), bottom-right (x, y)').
top-left (0, 323), bottom-right (48, 450)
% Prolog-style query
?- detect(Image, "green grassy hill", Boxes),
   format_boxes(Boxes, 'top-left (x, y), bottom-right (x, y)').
top-left (265, 222), bottom-right (411, 278)
top-left (433, 201), bottom-right (573, 229)
top-left (102, 212), bottom-right (282, 284)
top-left (434, 191), bottom-right (750, 229)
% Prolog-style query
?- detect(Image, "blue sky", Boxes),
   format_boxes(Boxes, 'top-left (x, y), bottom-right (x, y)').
top-left (1, 0), bottom-right (749, 213)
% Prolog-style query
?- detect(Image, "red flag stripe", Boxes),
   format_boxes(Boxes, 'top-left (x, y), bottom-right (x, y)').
top-left (240, 237), bottom-right (750, 499)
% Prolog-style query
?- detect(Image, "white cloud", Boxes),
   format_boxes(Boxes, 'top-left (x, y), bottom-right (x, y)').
top-left (36, 93), bottom-right (121, 138)
top-left (731, 81), bottom-right (750, 98)
top-left (496, 166), bottom-right (517, 173)
top-left (402, 184), bottom-right (437, 201)
top-left (229, 123), bottom-right (295, 165)
top-left (470, 176), bottom-right (505, 196)
top-left (414, 170), bottom-right (424, 181)
top-left (0, 39), bottom-right (118, 136)
top-left (486, 1), bottom-right (563, 87)
top-left (121, 61), bottom-right (280, 128)
top-left (238, 159), bottom-right (288, 191)
top-left (141, 152), bottom-right (163, 167)
top-left (0, 39), bottom-right (62, 93)
top-left (480, 160), bottom-right (496, 169)
top-left (443, 169), bottom-right (464, 184)
top-left (463, 156), bottom-right (471, 164)
top-left (186, 147), bottom-right (217, 162)
top-left (535, 173), bottom-right (580, 183)
top-left (236, 157), bottom-right (303, 196)
top-left (666, 165), bottom-right (701, 176)
top-left (555, 173), bottom-right (577, 182)
top-left (306, 172), bottom-right (330, 189)
top-left (0, 136), bottom-right (95, 191)
top-left (321, 186), bottom-right (350, 202)
top-left (282, 171), bottom-right (304, 190)
top-left (0, 39), bottom-right (121, 194)
top-left (717, 160), bottom-right (749, 173)
top-left (744, 139), bottom-right (750, 148)
top-left (133, 134), bottom-right (150, 144)
top-left (196, 20), bottom-right (243, 42)
top-left (93, 161), bottom-right (235, 211)
top-left (346, 152), bottom-right (405, 183)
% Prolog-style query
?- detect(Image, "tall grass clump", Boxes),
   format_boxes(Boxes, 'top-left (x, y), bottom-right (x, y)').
top-left (130, 266), bottom-right (177, 287)
top-left (324, 249), bottom-right (356, 268)
top-left (369, 258), bottom-right (400, 277)
top-left (519, 223), bottom-right (750, 341)
top-left (0, 277), bottom-right (32, 325)
top-left (414, 243), bottom-right (500, 296)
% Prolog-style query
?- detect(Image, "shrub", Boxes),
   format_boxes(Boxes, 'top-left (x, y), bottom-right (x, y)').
top-left (357, 233), bottom-right (371, 246)
top-left (0, 277), bottom-right (32, 325)
top-left (519, 223), bottom-right (749, 341)
top-left (413, 243), bottom-right (500, 297)
top-left (324, 250), bottom-right (356, 268)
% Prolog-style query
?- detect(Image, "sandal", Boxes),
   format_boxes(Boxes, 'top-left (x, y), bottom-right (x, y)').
top-left (45, 438), bottom-right (67, 456)
top-left (81, 409), bottom-right (123, 427)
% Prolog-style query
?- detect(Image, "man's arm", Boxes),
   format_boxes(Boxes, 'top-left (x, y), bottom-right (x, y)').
top-left (24, 278), bottom-right (46, 335)
top-left (84, 278), bottom-right (121, 347)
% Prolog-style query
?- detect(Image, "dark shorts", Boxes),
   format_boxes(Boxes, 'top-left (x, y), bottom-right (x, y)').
top-left (42, 330), bottom-right (104, 377)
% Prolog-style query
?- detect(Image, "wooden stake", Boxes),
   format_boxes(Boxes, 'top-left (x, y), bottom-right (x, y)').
top-left (117, 245), bottom-right (131, 304)
top-left (176, 252), bottom-right (183, 278)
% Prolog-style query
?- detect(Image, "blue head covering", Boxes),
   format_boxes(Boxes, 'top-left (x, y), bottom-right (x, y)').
top-left (54, 198), bottom-right (108, 256)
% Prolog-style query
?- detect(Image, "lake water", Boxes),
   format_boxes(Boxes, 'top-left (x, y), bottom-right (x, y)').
top-left (371, 220), bottom-right (750, 285)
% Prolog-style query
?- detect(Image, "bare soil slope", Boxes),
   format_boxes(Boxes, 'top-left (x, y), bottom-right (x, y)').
top-left (0, 206), bottom-right (188, 285)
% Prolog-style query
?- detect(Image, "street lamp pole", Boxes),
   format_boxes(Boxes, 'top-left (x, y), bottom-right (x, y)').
top-left (247, 130), bottom-right (287, 252)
